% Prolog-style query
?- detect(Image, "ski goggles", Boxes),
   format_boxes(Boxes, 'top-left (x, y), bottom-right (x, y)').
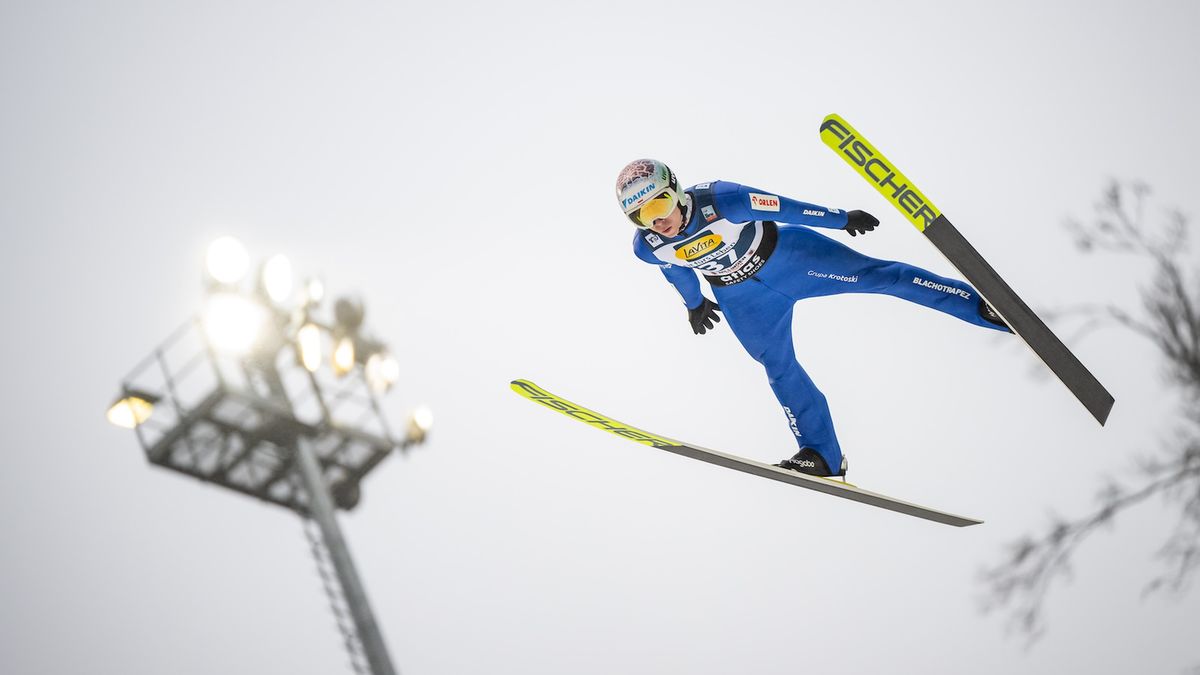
top-left (627, 189), bottom-right (679, 229)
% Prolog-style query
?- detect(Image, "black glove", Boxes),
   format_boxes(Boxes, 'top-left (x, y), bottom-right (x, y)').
top-left (687, 298), bottom-right (722, 335)
top-left (844, 210), bottom-right (879, 236)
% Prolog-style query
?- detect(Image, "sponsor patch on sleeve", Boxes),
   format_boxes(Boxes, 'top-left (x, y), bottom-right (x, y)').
top-left (749, 193), bottom-right (780, 212)
top-left (701, 205), bottom-right (717, 222)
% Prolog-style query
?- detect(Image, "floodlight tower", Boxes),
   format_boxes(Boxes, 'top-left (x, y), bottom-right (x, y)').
top-left (107, 237), bottom-right (431, 675)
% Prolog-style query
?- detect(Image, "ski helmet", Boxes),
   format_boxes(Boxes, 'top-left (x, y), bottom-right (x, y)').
top-left (615, 159), bottom-right (685, 229)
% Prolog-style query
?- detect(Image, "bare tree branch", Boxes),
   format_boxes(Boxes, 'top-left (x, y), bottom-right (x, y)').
top-left (980, 180), bottom-right (1200, 643)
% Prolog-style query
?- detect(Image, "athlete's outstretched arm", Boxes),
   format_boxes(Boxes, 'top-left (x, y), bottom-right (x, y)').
top-left (715, 181), bottom-right (850, 230)
top-left (659, 264), bottom-right (704, 309)
top-left (633, 234), bottom-right (704, 309)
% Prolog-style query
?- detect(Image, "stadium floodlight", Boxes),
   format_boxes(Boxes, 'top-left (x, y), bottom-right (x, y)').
top-left (205, 236), bottom-right (250, 285)
top-left (297, 322), bottom-right (323, 372)
top-left (202, 292), bottom-right (266, 355)
top-left (105, 390), bottom-right (158, 429)
top-left (365, 351), bottom-right (401, 393)
top-left (333, 336), bottom-right (356, 376)
top-left (406, 405), bottom-right (434, 444)
top-left (109, 236), bottom-right (430, 675)
top-left (304, 277), bottom-right (325, 306)
top-left (261, 254), bottom-right (294, 305)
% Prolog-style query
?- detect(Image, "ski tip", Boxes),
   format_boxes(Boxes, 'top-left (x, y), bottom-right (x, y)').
top-left (510, 379), bottom-right (537, 394)
top-left (819, 112), bottom-right (844, 132)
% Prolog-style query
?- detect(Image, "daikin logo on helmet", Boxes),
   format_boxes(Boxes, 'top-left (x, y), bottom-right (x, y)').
top-left (622, 183), bottom-right (659, 210)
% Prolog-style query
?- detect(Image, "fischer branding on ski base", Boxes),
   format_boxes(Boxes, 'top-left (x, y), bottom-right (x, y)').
top-left (818, 114), bottom-right (941, 231)
top-left (510, 380), bottom-right (675, 447)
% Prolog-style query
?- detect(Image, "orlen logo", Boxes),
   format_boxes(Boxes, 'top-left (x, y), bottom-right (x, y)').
top-left (621, 182), bottom-right (658, 209)
top-left (676, 234), bottom-right (723, 261)
top-left (749, 193), bottom-right (780, 211)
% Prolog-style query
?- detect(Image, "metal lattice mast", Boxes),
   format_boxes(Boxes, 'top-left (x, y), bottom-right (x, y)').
top-left (302, 514), bottom-right (371, 675)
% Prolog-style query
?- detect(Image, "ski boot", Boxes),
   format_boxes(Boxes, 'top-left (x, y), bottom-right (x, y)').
top-left (775, 448), bottom-right (848, 478)
top-left (979, 299), bottom-right (1012, 332)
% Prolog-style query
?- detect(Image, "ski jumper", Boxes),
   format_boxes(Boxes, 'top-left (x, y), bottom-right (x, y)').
top-left (632, 180), bottom-right (1007, 470)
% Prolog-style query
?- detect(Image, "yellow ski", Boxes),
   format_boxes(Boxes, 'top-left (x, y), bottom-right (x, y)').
top-left (511, 379), bottom-right (982, 527)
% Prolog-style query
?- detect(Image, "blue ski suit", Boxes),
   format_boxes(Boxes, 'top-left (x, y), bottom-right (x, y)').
top-left (632, 180), bottom-right (1007, 470)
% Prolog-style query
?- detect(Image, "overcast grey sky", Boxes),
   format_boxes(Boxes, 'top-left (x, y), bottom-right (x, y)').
top-left (2, 1), bottom-right (1198, 673)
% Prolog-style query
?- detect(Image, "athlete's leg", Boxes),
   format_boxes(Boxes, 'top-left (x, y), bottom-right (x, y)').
top-left (713, 281), bottom-right (844, 470)
top-left (758, 226), bottom-right (1008, 331)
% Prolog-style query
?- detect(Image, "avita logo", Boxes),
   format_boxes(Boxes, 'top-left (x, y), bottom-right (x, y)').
top-left (676, 234), bottom-right (723, 260)
top-left (622, 183), bottom-right (658, 209)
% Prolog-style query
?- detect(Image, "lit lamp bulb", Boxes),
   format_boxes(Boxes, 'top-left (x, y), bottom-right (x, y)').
top-left (203, 293), bottom-right (266, 355)
top-left (106, 392), bottom-right (157, 429)
top-left (297, 323), bottom-right (323, 372)
top-left (261, 254), bottom-right (293, 305)
top-left (304, 277), bottom-right (325, 306)
top-left (332, 336), bottom-right (355, 376)
top-left (365, 352), bottom-right (401, 393)
top-left (206, 236), bottom-right (250, 285)
top-left (406, 405), bottom-right (434, 444)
